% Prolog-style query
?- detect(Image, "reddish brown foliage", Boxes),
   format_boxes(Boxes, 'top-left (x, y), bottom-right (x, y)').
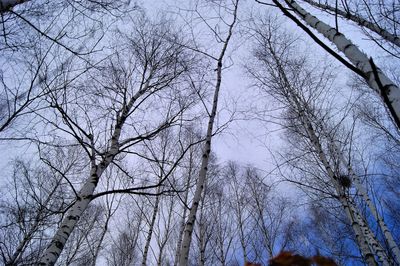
top-left (245, 262), bottom-right (262, 266)
top-left (268, 251), bottom-right (338, 266)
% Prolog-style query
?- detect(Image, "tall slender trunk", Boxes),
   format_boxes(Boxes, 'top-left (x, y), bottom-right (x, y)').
top-left (141, 185), bottom-right (162, 266)
top-left (302, 0), bottom-right (400, 48)
top-left (332, 142), bottom-right (400, 264)
top-left (39, 86), bottom-right (147, 265)
top-left (174, 152), bottom-right (193, 266)
top-left (178, 2), bottom-right (239, 265)
top-left (197, 181), bottom-right (208, 266)
top-left (296, 101), bottom-right (385, 266)
top-left (156, 197), bottom-right (174, 266)
top-left (273, 0), bottom-right (400, 127)
top-left (267, 36), bottom-right (387, 264)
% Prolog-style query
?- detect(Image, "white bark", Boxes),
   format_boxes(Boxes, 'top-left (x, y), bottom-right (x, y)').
top-left (197, 182), bottom-right (208, 266)
top-left (178, 2), bottom-right (239, 265)
top-left (178, 71), bottom-right (218, 265)
top-left (174, 152), bottom-right (194, 266)
top-left (39, 167), bottom-right (102, 265)
top-left (40, 87), bottom-right (147, 265)
top-left (333, 145), bottom-right (400, 265)
top-left (300, 112), bottom-right (380, 266)
top-left (294, 101), bottom-right (390, 265)
top-left (302, 0), bottom-right (400, 48)
top-left (283, 0), bottom-right (400, 126)
top-left (252, 17), bottom-right (390, 264)
top-left (141, 185), bottom-right (161, 266)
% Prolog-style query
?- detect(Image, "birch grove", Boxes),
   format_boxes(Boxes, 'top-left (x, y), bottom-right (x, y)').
top-left (248, 16), bottom-right (398, 265)
top-left (0, 1), bottom-right (399, 265)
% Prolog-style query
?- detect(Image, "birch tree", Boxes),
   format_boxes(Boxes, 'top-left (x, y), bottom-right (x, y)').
top-left (301, 0), bottom-right (400, 49)
top-left (36, 14), bottom-right (200, 265)
top-left (173, 127), bottom-right (202, 266)
top-left (179, 1), bottom-right (239, 264)
top-left (249, 16), bottom-right (398, 265)
top-left (257, 0), bottom-right (400, 129)
top-left (225, 162), bottom-right (252, 263)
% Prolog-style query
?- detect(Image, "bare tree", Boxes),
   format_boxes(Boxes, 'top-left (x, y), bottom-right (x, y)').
top-left (248, 16), bottom-right (398, 265)
top-left (0, 0), bottom-right (134, 134)
top-left (256, 0), bottom-right (400, 129)
top-left (107, 198), bottom-right (145, 266)
top-left (179, 1), bottom-right (239, 264)
top-left (36, 14), bottom-right (200, 265)
top-left (0, 145), bottom-right (80, 265)
top-left (301, 0), bottom-right (400, 49)
top-left (225, 162), bottom-right (252, 263)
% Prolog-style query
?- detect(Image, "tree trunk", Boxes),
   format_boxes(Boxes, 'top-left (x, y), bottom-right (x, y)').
top-left (178, 2), bottom-right (239, 264)
top-left (332, 143), bottom-right (400, 264)
top-left (39, 165), bottom-right (102, 265)
top-left (302, 0), bottom-right (400, 48)
top-left (141, 186), bottom-right (162, 266)
top-left (39, 85), bottom-right (147, 265)
top-left (278, 0), bottom-right (400, 127)
top-left (197, 185), bottom-right (208, 266)
top-left (297, 103), bottom-right (385, 266)
top-left (174, 152), bottom-right (193, 266)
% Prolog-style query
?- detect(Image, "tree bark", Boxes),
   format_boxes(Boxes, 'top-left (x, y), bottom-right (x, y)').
top-left (275, 0), bottom-right (400, 128)
top-left (302, 0), bottom-right (400, 48)
top-left (304, 121), bottom-right (380, 265)
top-left (333, 145), bottom-right (400, 265)
top-left (39, 83), bottom-right (149, 265)
top-left (174, 152), bottom-right (194, 266)
top-left (141, 186), bottom-right (162, 266)
top-left (178, 2), bottom-right (239, 265)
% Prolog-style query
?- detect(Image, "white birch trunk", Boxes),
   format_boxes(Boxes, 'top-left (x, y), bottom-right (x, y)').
top-left (268, 43), bottom-right (382, 263)
top-left (197, 185), bottom-right (208, 266)
top-left (174, 152), bottom-right (193, 266)
top-left (302, 0), bottom-right (400, 48)
top-left (39, 86), bottom-right (147, 265)
top-left (283, 0), bottom-right (400, 125)
top-left (141, 185), bottom-right (162, 266)
top-left (297, 105), bottom-right (388, 265)
top-left (333, 144), bottom-right (400, 265)
top-left (302, 119), bottom-right (379, 266)
top-left (285, 92), bottom-right (378, 265)
top-left (178, 129), bottom-right (214, 265)
top-left (257, 16), bottom-right (388, 264)
top-left (39, 165), bottom-right (103, 265)
top-left (178, 2), bottom-right (238, 264)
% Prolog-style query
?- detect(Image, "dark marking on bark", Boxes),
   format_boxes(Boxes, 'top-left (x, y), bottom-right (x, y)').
top-left (67, 215), bottom-right (79, 221)
top-left (369, 57), bottom-right (400, 129)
